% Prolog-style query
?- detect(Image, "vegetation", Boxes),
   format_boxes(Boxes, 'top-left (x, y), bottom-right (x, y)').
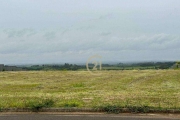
top-left (25, 98), bottom-right (55, 112)
top-left (0, 70), bottom-right (180, 112)
top-left (175, 61), bottom-right (180, 69)
top-left (22, 63), bottom-right (85, 71)
top-left (21, 62), bottom-right (175, 71)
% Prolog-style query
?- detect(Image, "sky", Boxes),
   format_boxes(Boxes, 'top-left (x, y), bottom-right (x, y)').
top-left (0, 0), bottom-right (180, 64)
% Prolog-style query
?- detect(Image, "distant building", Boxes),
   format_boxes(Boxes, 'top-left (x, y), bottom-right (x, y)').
top-left (0, 64), bottom-right (23, 71)
top-left (0, 64), bottom-right (4, 71)
top-left (4, 66), bottom-right (15, 71)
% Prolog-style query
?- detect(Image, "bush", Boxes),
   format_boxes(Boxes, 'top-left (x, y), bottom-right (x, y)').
top-left (97, 104), bottom-right (151, 113)
top-left (127, 106), bottom-right (150, 113)
top-left (26, 98), bottom-right (55, 112)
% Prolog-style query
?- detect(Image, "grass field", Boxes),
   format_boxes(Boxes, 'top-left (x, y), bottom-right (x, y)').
top-left (0, 70), bottom-right (180, 112)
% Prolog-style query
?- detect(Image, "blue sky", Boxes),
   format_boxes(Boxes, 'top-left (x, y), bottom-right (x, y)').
top-left (0, 0), bottom-right (180, 64)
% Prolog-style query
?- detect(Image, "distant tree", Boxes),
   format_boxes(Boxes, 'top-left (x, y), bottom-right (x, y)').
top-left (176, 61), bottom-right (180, 69)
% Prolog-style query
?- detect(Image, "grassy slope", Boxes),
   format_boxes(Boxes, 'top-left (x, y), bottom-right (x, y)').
top-left (0, 70), bottom-right (180, 111)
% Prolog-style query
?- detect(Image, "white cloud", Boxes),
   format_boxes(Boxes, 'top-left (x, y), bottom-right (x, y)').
top-left (0, 27), bottom-right (180, 64)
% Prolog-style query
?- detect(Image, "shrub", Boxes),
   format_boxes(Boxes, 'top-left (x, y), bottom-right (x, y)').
top-left (26, 98), bottom-right (55, 112)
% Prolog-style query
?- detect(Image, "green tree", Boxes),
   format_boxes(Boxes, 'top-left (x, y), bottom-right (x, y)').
top-left (176, 61), bottom-right (180, 69)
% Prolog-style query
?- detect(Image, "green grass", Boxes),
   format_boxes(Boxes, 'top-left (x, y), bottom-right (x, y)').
top-left (57, 99), bottom-right (82, 107)
top-left (0, 70), bottom-right (180, 112)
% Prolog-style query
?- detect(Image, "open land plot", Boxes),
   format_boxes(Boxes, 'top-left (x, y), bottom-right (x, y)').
top-left (0, 70), bottom-right (180, 112)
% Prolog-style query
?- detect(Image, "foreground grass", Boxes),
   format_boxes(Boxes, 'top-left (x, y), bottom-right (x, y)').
top-left (0, 70), bottom-right (180, 112)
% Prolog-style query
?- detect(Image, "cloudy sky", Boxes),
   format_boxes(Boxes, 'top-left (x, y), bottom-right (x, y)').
top-left (0, 0), bottom-right (180, 64)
